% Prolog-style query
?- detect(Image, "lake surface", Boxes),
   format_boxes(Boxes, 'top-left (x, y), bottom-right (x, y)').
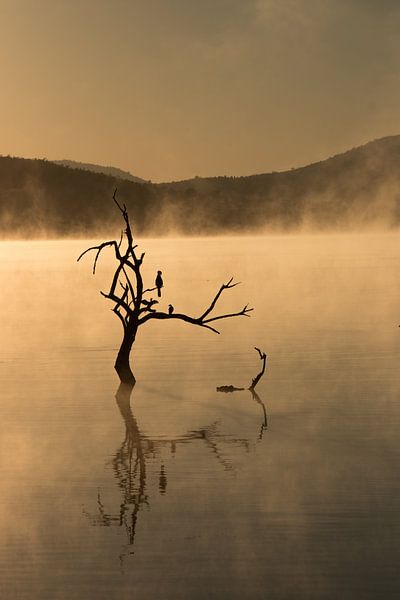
top-left (0, 233), bottom-right (399, 599)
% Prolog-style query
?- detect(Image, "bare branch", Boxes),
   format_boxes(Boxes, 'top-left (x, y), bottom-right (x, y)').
top-left (200, 323), bottom-right (221, 334)
top-left (203, 304), bottom-right (254, 324)
top-left (249, 347), bottom-right (267, 390)
top-left (112, 305), bottom-right (127, 330)
top-left (108, 264), bottom-right (126, 299)
top-left (199, 277), bottom-right (241, 321)
top-left (138, 311), bottom-right (221, 334)
top-left (113, 189), bottom-right (140, 265)
top-left (113, 188), bottom-right (124, 213)
top-left (77, 240), bottom-right (121, 274)
top-left (100, 290), bottom-right (133, 316)
top-left (142, 286), bottom-right (157, 295)
top-left (121, 265), bottom-right (136, 305)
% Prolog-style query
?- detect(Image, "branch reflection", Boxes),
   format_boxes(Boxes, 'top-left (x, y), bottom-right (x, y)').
top-left (85, 382), bottom-right (268, 561)
top-left (250, 387), bottom-right (268, 440)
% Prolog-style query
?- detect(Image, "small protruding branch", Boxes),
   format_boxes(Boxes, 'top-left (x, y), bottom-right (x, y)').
top-left (248, 348), bottom-right (267, 390)
top-left (203, 303), bottom-right (253, 326)
top-left (112, 188), bottom-right (123, 212)
top-left (142, 286), bottom-right (157, 295)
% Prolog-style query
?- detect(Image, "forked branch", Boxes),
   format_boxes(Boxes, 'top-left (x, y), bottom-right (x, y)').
top-left (139, 278), bottom-right (253, 334)
top-left (199, 277), bottom-right (240, 320)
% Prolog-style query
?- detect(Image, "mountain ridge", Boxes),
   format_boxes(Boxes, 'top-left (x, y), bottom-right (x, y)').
top-left (1, 135), bottom-right (400, 237)
top-left (52, 159), bottom-right (146, 184)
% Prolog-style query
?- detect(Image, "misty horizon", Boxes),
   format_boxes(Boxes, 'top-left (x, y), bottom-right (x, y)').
top-left (1, 134), bottom-right (400, 239)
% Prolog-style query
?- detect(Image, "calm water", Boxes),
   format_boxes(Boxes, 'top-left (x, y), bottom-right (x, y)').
top-left (0, 233), bottom-right (399, 599)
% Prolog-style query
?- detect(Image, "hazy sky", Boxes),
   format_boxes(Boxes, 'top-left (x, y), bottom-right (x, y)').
top-left (1, 0), bottom-right (400, 181)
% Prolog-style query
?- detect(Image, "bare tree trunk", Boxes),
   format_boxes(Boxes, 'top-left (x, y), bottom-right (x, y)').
top-left (115, 328), bottom-right (137, 385)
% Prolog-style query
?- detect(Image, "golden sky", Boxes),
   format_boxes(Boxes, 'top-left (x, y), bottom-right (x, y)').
top-left (0, 0), bottom-right (399, 181)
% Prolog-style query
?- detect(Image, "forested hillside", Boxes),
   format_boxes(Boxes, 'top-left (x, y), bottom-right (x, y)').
top-left (1, 135), bottom-right (400, 238)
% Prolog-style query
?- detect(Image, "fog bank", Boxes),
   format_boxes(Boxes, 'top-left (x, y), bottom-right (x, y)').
top-left (1, 135), bottom-right (400, 239)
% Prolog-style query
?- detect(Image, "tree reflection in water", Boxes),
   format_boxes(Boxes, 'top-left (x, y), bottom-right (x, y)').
top-left (84, 382), bottom-right (268, 562)
top-left (251, 388), bottom-right (268, 440)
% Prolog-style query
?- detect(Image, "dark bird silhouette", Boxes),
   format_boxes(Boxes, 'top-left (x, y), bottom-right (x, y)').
top-left (168, 304), bottom-right (174, 314)
top-left (142, 298), bottom-right (158, 307)
top-left (155, 270), bottom-right (163, 297)
top-left (141, 298), bottom-right (158, 313)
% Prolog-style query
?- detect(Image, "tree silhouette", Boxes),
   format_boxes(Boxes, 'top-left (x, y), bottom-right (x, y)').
top-left (78, 191), bottom-right (253, 385)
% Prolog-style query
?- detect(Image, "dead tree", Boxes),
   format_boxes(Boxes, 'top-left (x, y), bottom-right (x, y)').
top-left (78, 192), bottom-right (253, 385)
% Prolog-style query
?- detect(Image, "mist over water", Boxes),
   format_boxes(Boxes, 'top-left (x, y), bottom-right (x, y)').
top-left (3, 135), bottom-right (400, 239)
top-left (1, 233), bottom-right (399, 599)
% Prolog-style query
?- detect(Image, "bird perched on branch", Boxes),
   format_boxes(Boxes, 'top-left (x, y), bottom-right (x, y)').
top-left (155, 270), bottom-right (163, 297)
top-left (142, 298), bottom-right (158, 307)
top-left (141, 298), bottom-right (158, 312)
top-left (168, 304), bottom-right (174, 314)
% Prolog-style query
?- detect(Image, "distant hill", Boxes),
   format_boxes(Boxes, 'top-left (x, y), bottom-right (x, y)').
top-left (1, 135), bottom-right (400, 237)
top-left (53, 159), bottom-right (146, 183)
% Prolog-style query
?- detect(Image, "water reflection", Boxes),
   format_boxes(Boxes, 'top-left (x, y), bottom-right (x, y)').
top-left (85, 383), bottom-right (268, 560)
top-left (217, 347), bottom-right (268, 440)
top-left (250, 388), bottom-right (268, 440)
